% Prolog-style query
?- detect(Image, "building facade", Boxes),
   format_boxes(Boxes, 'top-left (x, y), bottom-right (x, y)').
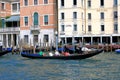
top-left (0, 0), bottom-right (120, 48)
top-left (58, 0), bottom-right (120, 44)
top-left (20, 0), bottom-right (57, 47)
top-left (58, 0), bottom-right (84, 44)
top-left (0, 1), bottom-right (20, 48)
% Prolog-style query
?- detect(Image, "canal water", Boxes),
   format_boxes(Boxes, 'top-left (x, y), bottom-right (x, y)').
top-left (0, 52), bottom-right (120, 80)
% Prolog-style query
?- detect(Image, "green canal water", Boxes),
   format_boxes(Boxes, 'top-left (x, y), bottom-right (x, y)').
top-left (0, 52), bottom-right (120, 80)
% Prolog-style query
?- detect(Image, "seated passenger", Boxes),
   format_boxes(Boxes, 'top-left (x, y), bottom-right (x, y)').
top-left (49, 52), bottom-right (54, 56)
top-left (39, 51), bottom-right (44, 56)
top-left (61, 51), bottom-right (65, 55)
top-left (55, 50), bottom-right (60, 56)
top-left (81, 47), bottom-right (89, 51)
top-left (64, 51), bottom-right (70, 56)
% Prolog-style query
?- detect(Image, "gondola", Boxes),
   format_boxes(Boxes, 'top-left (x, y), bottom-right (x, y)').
top-left (21, 49), bottom-right (103, 60)
top-left (115, 49), bottom-right (120, 54)
top-left (0, 49), bottom-right (12, 57)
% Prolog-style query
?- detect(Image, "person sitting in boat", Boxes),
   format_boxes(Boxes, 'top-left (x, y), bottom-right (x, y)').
top-left (62, 51), bottom-right (70, 56)
top-left (81, 47), bottom-right (91, 51)
top-left (54, 50), bottom-right (60, 56)
top-left (64, 51), bottom-right (70, 56)
top-left (49, 52), bottom-right (54, 56)
top-left (39, 50), bottom-right (44, 56)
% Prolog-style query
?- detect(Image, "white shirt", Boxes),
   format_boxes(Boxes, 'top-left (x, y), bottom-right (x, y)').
top-left (0, 42), bottom-right (3, 46)
top-left (82, 47), bottom-right (90, 51)
top-left (49, 52), bottom-right (53, 56)
top-left (55, 51), bottom-right (60, 56)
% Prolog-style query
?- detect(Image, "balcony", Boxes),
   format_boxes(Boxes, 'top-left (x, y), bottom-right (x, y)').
top-left (30, 25), bottom-right (40, 30)
top-left (0, 27), bottom-right (20, 34)
top-left (30, 25), bottom-right (40, 34)
top-left (60, 32), bottom-right (65, 35)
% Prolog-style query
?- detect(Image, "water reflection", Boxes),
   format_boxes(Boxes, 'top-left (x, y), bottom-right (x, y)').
top-left (0, 52), bottom-right (120, 80)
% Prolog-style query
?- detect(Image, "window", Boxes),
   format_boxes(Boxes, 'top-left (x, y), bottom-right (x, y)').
top-left (88, 0), bottom-right (91, 7)
top-left (12, 3), bottom-right (17, 12)
top-left (61, 25), bottom-right (65, 31)
top-left (24, 0), bottom-right (28, 6)
top-left (101, 25), bottom-right (104, 31)
top-left (24, 35), bottom-right (29, 43)
top-left (73, 24), bottom-right (77, 31)
top-left (100, 12), bottom-right (104, 19)
top-left (114, 11), bottom-right (118, 19)
top-left (44, 0), bottom-right (48, 4)
top-left (88, 13), bottom-right (91, 20)
top-left (81, 0), bottom-right (83, 7)
top-left (81, 12), bottom-right (83, 19)
top-left (114, 0), bottom-right (118, 6)
top-left (44, 15), bottom-right (48, 25)
top-left (73, 12), bottom-right (77, 19)
top-left (61, 0), bottom-right (64, 7)
top-left (18, 3), bottom-right (20, 11)
top-left (100, 0), bottom-right (104, 6)
top-left (34, 0), bottom-right (38, 5)
top-left (33, 12), bottom-right (39, 25)
top-left (73, 0), bottom-right (77, 6)
top-left (1, 3), bottom-right (5, 10)
top-left (34, 35), bottom-right (38, 43)
top-left (114, 23), bottom-right (118, 33)
top-left (12, 3), bottom-right (19, 12)
top-left (82, 25), bottom-right (84, 31)
top-left (44, 35), bottom-right (49, 42)
top-left (88, 25), bottom-right (91, 32)
top-left (24, 17), bottom-right (28, 26)
top-left (61, 13), bottom-right (64, 19)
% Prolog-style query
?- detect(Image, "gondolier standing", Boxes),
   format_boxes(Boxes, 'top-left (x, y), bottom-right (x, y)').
top-left (0, 41), bottom-right (3, 51)
top-left (79, 40), bottom-right (83, 52)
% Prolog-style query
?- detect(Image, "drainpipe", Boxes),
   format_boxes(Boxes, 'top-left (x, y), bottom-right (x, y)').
top-left (55, 0), bottom-right (58, 42)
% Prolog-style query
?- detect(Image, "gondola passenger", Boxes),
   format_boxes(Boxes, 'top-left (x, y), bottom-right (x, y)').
top-left (55, 50), bottom-right (60, 56)
top-left (39, 51), bottom-right (44, 56)
top-left (49, 52), bottom-right (54, 56)
top-left (62, 51), bottom-right (70, 56)
top-left (64, 52), bottom-right (70, 56)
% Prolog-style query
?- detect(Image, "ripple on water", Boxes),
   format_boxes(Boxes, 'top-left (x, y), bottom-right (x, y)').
top-left (0, 52), bottom-right (120, 80)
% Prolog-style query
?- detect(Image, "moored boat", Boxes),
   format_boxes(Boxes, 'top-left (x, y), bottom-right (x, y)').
top-left (0, 48), bottom-right (12, 56)
top-left (115, 49), bottom-right (120, 53)
top-left (21, 49), bottom-right (103, 60)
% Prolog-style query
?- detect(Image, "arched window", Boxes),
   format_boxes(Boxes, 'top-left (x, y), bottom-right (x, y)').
top-left (33, 12), bottom-right (38, 25)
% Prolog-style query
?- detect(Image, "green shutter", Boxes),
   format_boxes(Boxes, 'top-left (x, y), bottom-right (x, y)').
top-left (34, 12), bottom-right (38, 25)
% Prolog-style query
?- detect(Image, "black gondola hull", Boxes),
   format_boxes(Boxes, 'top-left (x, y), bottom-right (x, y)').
top-left (21, 49), bottom-right (103, 60)
top-left (0, 50), bottom-right (11, 56)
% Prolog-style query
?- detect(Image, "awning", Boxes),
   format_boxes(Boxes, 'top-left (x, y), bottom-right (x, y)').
top-left (6, 15), bottom-right (20, 22)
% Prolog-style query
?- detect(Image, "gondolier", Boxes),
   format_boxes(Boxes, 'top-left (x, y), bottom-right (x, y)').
top-left (78, 40), bottom-right (83, 53)
top-left (0, 41), bottom-right (3, 51)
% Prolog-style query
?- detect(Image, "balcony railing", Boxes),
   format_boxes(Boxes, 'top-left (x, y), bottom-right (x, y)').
top-left (0, 27), bottom-right (20, 33)
top-left (30, 25), bottom-right (40, 31)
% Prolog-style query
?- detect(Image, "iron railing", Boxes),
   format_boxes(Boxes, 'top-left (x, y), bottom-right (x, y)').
top-left (30, 25), bottom-right (40, 30)
top-left (0, 27), bottom-right (20, 33)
